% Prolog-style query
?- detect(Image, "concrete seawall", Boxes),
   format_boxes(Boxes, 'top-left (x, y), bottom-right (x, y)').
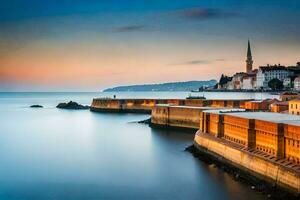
top-left (151, 105), bottom-right (206, 130)
top-left (90, 98), bottom-right (251, 113)
top-left (194, 131), bottom-right (300, 195)
top-left (151, 104), bottom-right (244, 130)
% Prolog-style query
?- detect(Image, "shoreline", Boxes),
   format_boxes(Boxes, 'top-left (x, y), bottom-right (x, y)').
top-left (185, 144), bottom-right (298, 200)
top-left (192, 132), bottom-right (300, 198)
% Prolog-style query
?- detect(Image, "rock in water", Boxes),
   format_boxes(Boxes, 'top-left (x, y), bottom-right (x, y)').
top-left (56, 101), bottom-right (90, 110)
top-left (138, 118), bottom-right (151, 124)
top-left (30, 105), bottom-right (43, 108)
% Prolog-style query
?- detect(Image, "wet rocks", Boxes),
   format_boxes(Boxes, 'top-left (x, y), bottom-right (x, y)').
top-left (138, 118), bottom-right (151, 124)
top-left (30, 105), bottom-right (43, 108)
top-left (56, 101), bottom-right (89, 110)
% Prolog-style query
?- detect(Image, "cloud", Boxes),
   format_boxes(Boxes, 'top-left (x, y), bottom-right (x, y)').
top-left (170, 58), bottom-right (225, 66)
top-left (113, 25), bottom-right (146, 32)
top-left (176, 8), bottom-right (239, 20)
top-left (184, 60), bottom-right (209, 65)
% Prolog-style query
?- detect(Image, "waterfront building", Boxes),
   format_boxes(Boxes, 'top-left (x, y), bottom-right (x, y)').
top-left (256, 64), bottom-right (292, 89)
top-left (242, 74), bottom-right (256, 90)
top-left (294, 75), bottom-right (300, 90)
top-left (232, 72), bottom-right (246, 89)
top-left (283, 77), bottom-right (292, 88)
top-left (270, 101), bottom-right (289, 113)
top-left (284, 121), bottom-right (300, 163)
top-left (280, 91), bottom-right (299, 101)
top-left (201, 110), bottom-right (300, 161)
top-left (289, 99), bottom-right (300, 115)
top-left (244, 99), bottom-right (278, 111)
top-left (217, 74), bottom-right (232, 90)
top-left (287, 62), bottom-right (300, 77)
top-left (225, 80), bottom-right (234, 90)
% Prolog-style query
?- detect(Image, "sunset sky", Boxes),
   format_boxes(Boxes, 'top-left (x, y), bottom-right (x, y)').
top-left (1, 0), bottom-right (300, 91)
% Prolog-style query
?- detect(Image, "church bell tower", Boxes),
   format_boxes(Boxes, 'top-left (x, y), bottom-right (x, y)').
top-left (246, 40), bottom-right (253, 73)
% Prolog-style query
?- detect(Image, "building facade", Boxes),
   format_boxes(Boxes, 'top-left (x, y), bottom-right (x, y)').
top-left (289, 99), bottom-right (300, 115)
top-left (256, 65), bottom-right (292, 89)
top-left (200, 111), bottom-right (300, 164)
top-left (294, 76), bottom-right (300, 90)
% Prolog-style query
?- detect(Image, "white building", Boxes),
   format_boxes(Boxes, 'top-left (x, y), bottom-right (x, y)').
top-left (283, 77), bottom-right (292, 88)
top-left (294, 76), bottom-right (300, 91)
top-left (256, 65), bottom-right (292, 89)
top-left (232, 72), bottom-right (246, 89)
top-left (226, 81), bottom-right (234, 90)
top-left (242, 76), bottom-right (256, 90)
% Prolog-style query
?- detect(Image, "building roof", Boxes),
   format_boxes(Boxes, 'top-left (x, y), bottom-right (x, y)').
top-left (203, 109), bottom-right (246, 114)
top-left (224, 111), bottom-right (300, 124)
top-left (259, 65), bottom-right (287, 72)
top-left (271, 101), bottom-right (289, 106)
top-left (280, 91), bottom-right (299, 96)
top-left (203, 110), bottom-right (300, 125)
top-left (156, 104), bottom-right (225, 110)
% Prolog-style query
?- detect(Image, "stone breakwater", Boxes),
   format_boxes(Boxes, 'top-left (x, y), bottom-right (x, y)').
top-left (151, 104), bottom-right (243, 130)
top-left (89, 98), bottom-right (300, 196)
top-left (194, 131), bottom-right (300, 195)
top-left (90, 98), bottom-right (251, 114)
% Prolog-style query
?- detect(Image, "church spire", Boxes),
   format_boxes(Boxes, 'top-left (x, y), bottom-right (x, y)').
top-left (246, 39), bottom-right (253, 73)
top-left (247, 40), bottom-right (252, 58)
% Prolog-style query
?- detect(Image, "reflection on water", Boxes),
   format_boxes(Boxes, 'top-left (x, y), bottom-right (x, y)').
top-left (0, 93), bottom-right (268, 200)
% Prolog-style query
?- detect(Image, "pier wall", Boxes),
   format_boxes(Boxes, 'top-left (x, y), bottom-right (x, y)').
top-left (284, 124), bottom-right (300, 163)
top-left (91, 98), bottom-right (252, 113)
top-left (194, 132), bottom-right (300, 194)
top-left (200, 111), bottom-right (296, 160)
top-left (151, 105), bottom-right (211, 130)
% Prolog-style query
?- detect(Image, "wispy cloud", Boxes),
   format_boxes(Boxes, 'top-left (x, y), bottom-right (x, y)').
top-left (175, 8), bottom-right (239, 20)
top-left (113, 25), bottom-right (146, 32)
top-left (170, 58), bottom-right (225, 66)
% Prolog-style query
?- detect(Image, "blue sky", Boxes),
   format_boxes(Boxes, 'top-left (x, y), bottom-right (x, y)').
top-left (0, 0), bottom-right (300, 91)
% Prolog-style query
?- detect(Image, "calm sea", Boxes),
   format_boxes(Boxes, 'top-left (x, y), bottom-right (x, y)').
top-left (0, 92), bottom-right (275, 200)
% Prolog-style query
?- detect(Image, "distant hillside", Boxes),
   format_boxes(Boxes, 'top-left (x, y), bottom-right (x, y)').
top-left (103, 80), bottom-right (217, 92)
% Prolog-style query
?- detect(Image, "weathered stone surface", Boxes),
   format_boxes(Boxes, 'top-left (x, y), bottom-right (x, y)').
top-left (90, 98), bottom-right (251, 113)
top-left (56, 101), bottom-right (89, 110)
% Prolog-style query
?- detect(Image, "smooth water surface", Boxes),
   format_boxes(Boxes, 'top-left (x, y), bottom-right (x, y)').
top-left (0, 92), bottom-right (269, 200)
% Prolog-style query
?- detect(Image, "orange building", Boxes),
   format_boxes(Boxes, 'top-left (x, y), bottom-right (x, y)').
top-left (206, 112), bottom-right (224, 137)
top-left (284, 122), bottom-right (300, 163)
top-left (244, 100), bottom-right (269, 110)
top-left (201, 111), bottom-right (300, 162)
top-left (270, 101), bottom-right (289, 113)
top-left (289, 99), bottom-right (300, 115)
top-left (223, 114), bottom-right (255, 147)
top-left (244, 99), bottom-right (278, 111)
top-left (255, 120), bottom-right (284, 157)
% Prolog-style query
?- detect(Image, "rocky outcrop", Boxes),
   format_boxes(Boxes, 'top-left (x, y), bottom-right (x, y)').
top-left (56, 101), bottom-right (89, 110)
top-left (30, 105), bottom-right (43, 108)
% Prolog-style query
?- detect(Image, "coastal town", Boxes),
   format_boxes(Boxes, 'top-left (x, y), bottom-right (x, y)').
top-left (214, 40), bottom-right (300, 91)
top-left (90, 95), bottom-right (300, 197)
top-left (89, 42), bottom-right (300, 197)
top-left (2, 1), bottom-right (300, 200)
